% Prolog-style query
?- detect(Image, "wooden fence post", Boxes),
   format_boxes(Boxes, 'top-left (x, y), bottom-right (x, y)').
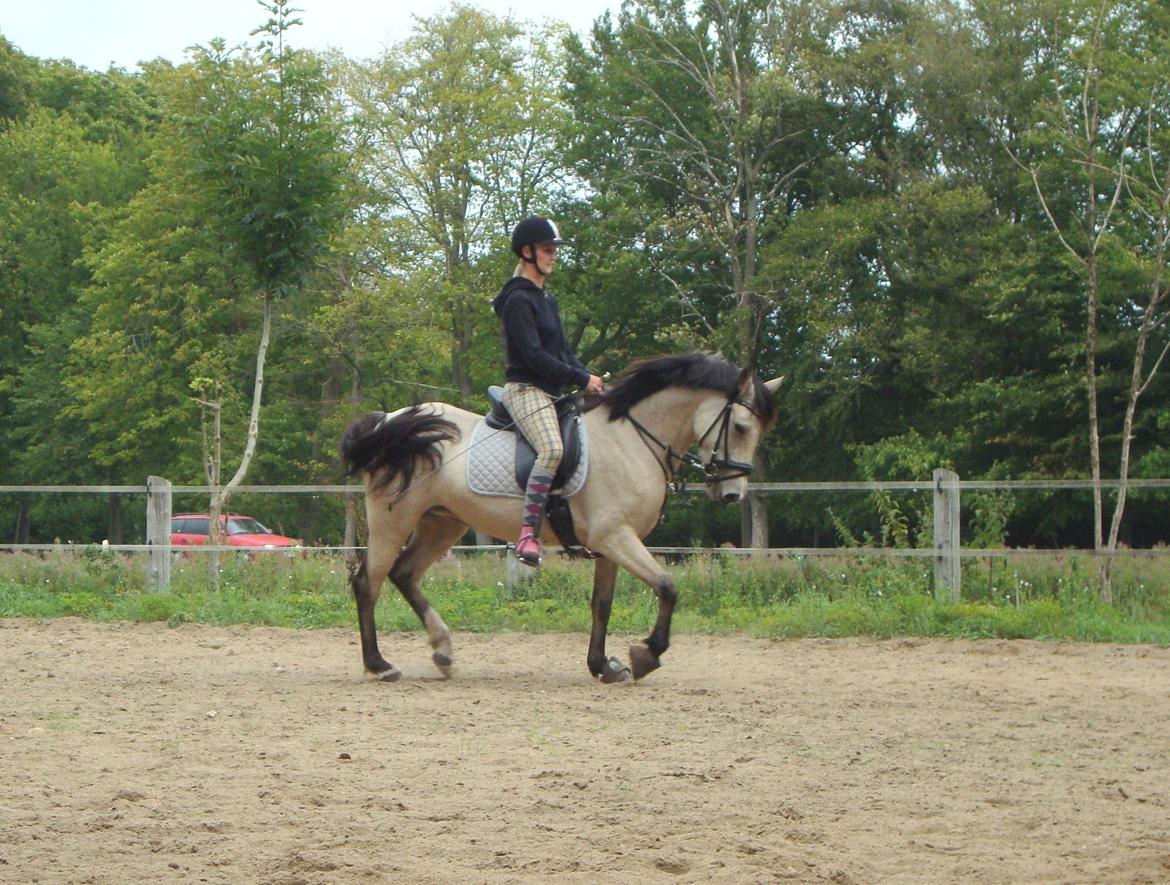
top-left (505, 547), bottom-right (535, 591)
top-left (343, 493), bottom-right (359, 563)
top-left (932, 468), bottom-right (961, 601)
top-left (146, 476), bottom-right (172, 593)
top-left (739, 492), bottom-right (770, 551)
top-left (750, 493), bottom-right (768, 550)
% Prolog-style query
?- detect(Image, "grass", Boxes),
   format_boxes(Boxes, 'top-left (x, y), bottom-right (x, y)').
top-left (0, 548), bottom-right (1168, 644)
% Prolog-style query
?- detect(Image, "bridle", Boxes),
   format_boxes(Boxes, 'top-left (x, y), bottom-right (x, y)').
top-left (627, 391), bottom-right (762, 490)
top-left (695, 394), bottom-right (760, 482)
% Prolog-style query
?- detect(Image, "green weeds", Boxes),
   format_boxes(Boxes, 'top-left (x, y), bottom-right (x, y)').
top-left (0, 550), bottom-right (1167, 643)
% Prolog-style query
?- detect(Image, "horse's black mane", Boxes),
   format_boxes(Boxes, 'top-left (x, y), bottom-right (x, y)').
top-left (598, 352), bottom-right (777, 425)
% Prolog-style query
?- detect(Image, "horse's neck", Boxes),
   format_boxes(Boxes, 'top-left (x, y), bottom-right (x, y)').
top-left (627, 386), bottom-right (714, 453)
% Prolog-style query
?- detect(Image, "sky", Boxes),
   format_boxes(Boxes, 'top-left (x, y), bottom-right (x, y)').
top-left (1, 0), bottom-right (621, 71)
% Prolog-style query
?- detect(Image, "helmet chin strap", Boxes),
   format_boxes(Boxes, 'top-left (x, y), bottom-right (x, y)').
top-left (521, 246), bottom-right (553, 279)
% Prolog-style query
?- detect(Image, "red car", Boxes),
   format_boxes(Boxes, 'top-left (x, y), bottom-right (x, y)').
top-left (170, 514), bottom-right (301, 550)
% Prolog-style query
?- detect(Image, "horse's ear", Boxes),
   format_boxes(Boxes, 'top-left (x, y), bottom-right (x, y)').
top-left (736, 367), bottom-right (754, 398)
top-left (763, 376), bottom-right (785, 394)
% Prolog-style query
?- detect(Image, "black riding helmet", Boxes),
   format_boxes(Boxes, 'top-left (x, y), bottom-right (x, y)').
top-left (511, 215), bottom-right (564, 263)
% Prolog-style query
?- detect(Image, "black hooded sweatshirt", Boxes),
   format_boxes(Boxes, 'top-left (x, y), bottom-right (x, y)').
top-left (492, 276), bottom-right (591, 396)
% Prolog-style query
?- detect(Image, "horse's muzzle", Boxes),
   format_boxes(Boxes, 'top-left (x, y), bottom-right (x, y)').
top-left (720, 490), bottom-right (742, 504)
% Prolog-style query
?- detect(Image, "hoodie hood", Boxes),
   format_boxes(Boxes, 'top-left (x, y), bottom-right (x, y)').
top-left (492, 275), bottom-right (542, 316)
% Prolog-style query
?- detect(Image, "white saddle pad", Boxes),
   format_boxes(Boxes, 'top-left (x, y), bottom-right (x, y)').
top-left (465, 417), bottom-right (588, 499)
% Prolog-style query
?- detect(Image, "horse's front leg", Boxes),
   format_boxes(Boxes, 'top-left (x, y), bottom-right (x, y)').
top-left (588, 557), bottom-right (631, 683)
top-left (593, 527), bottom-right (676, 681)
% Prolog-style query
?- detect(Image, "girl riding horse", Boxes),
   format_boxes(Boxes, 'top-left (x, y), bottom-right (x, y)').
top-left (492, 216), bottom-right (604, 567)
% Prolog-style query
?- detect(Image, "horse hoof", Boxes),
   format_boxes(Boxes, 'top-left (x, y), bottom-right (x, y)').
top-left (368, 662), bottom-right (401, 682)
top-left (432, 651), bottom-right (453, 678)
top-left (629, 644), bottom-right (661, 680)
top-left (600, 656), bottom-right (632, 684)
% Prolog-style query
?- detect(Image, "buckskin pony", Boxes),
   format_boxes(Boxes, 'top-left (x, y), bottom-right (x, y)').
top-left (339, 352), bottom-right (782, 683)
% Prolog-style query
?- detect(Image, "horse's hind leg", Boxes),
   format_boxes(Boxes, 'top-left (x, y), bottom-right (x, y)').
top-left (351, 502), bottom-right (420, 682)
top-left (389, 511), bottom-right (467, 677)
top-left (350, 548), bottom-right (402, 682)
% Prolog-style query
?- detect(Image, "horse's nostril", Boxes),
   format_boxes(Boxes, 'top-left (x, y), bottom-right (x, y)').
top-left (722, 491), bottom-right (741, 504)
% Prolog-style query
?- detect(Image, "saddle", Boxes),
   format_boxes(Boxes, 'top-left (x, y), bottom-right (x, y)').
top-left (485, 385), bottom-right (583, 492)
top-left (480, 386), bottom-right (596, 558)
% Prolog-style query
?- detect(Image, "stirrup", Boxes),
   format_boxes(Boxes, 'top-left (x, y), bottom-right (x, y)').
top-left (515, 533), bottom-right (543, 567)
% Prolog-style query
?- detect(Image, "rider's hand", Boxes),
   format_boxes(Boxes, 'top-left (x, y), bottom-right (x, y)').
top-left (585, 374), bottom-right (605, 395)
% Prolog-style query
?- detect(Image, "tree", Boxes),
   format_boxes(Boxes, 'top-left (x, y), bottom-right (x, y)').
top-left (181, 0), bottom-right (345, 551)
top-left (1105, 16), bottom-right (1170, 567)
top-left (0, 50), bottom-right (155, 542)
top-left (0, 36), bottom-right (38, 124)
top-left (340, 5), bottom-right (569, 398)
top-left (991, 0), bottom-right (1170, 597)
top-left (564, 0), bottom-right (829, 364)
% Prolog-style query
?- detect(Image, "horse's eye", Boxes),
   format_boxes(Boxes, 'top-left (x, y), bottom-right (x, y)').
top-left (734, 422), bottom-right (749, 435)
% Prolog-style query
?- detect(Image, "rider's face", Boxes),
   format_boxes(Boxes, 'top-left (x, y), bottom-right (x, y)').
top-left (532, 242), bottom-right (557, 275)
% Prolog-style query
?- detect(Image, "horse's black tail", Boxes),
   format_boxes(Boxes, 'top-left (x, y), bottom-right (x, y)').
top-left (339, 406), bottom-right (461, 501)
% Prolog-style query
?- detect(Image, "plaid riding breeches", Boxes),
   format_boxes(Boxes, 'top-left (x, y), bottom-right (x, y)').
top-left (501, 382), bottom-right (564, 476)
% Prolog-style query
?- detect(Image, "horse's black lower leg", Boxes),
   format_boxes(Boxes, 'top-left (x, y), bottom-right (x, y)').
top-left (349, 552), bottom-right (401, 682)
top-left (596, 528), bottom-right (677, 681)
top-left (630, 574), bottom-right (677, 680)
top-left (588, 558), bottom-right (630, 683)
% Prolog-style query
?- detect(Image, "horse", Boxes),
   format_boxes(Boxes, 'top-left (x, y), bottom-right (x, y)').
top-left (339, 351), bottom-right (782, 683)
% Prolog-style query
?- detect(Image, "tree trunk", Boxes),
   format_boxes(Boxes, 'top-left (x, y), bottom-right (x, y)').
top-left (210, 294), bottom-right (275, 577)
top-left (14, 496), bottom-right (31, 544)
top-left (344, 339), bottom-right (363, 563)
top-left (1103, 177), bottom-right (1170, 603)
top-left (1084, 258), bottom-right (1109, 602)
top-left (450, 290), bottom-right (474, 399)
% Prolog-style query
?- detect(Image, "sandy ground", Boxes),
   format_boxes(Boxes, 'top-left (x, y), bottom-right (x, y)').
top-left (1, 619), bottom-right (1168, 884)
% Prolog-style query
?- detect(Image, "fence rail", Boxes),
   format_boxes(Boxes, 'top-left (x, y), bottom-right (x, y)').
top-left (4, 473), bottom-right (1170, 597)
top-left (7, 542), bottom-right (1169, 559)
top-left (7, 478), bottom-right (1170, 494)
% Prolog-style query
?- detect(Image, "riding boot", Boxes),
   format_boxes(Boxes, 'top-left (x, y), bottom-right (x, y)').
top-left (515, 524), bottom-right (543, 566)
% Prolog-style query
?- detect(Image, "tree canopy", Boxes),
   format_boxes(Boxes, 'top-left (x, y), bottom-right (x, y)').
top-left (1, 0), bottom-right (1169, 554)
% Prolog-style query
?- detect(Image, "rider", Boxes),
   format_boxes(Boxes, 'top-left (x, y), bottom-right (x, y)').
top-left (491, 216), bottom-right (605, 566)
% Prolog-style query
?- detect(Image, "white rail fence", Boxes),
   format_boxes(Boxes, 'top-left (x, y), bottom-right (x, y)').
top-left (4, 471), bottom-right (1170, 599)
